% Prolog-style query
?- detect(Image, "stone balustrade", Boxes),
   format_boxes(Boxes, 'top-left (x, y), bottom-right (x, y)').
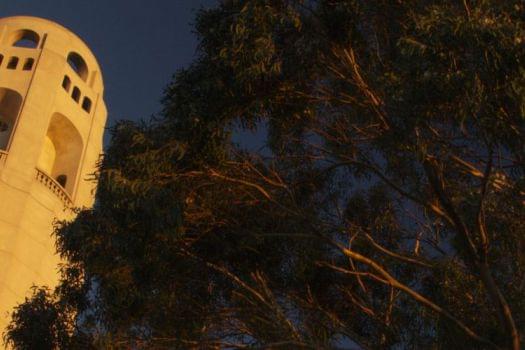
top-left (35, 167), bottom-right (72, 206)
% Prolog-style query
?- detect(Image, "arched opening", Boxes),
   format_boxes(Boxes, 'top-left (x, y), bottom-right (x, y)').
top-left (0, 88), bottom-right (23, 150)
top-left (0, 54), bottom-right (3, 67)
top-left (82, 97), bottom-right (92, 113)
top-left (67, 52), bottom-right (88, 81)
top-left (23, 58), bottom-right (34, 71)
top-left (62, 76), bottom-right (71, 92)
top-left (9, 29), bottom-right (40, 48)
top-left (7, 57), bottom-right (19, 70)
top-left (72, 87), bottom-right (81, 103)
top-left (37, 113), bottom-right (83, 194)
top-left (56, 174), bottom-right (67, 188)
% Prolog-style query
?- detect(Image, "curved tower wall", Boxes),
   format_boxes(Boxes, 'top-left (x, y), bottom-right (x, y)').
top-left (0, 16), bottom-right (107, 332)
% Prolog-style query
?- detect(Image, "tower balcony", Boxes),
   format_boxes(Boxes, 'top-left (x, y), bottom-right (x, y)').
top-left (35, 167), bottom-right (72, 206)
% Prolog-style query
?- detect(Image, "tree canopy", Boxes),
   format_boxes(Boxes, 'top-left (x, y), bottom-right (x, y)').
top-left (4, 1), bottom-right (525, 349)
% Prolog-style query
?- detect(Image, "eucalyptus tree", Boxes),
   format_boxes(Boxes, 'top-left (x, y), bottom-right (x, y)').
top-left (5, 1), bottom-right (525, 349)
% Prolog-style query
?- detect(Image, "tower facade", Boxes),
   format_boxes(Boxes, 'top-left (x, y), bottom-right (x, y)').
top-left (0, 16), bottom-right (107, 331)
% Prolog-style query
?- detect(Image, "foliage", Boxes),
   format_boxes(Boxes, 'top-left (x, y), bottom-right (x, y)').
top-left (3, 287), bottom-right (78, 350)
top-left (5, 1), bottom-right (525, 349)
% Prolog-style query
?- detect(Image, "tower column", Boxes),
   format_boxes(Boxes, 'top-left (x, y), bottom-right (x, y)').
top-left (0, 16), bottom-right (107, 334)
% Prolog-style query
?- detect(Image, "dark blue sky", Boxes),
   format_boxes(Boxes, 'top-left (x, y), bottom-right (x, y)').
top-left (1, 0), bottom-right (216, 128)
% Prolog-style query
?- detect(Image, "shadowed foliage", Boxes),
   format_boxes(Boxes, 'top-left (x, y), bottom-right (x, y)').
top-left (4, 1), bottom-right (525, 349)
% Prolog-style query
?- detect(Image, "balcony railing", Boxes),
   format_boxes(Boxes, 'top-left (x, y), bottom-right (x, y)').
top-left (35, 168), bottom-right (73, 206)
top-left (0, 150), bottom-right (7, 164)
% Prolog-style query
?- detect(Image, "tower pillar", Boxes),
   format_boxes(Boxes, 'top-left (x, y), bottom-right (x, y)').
top-left (0, 16), bottom-right (107, 334)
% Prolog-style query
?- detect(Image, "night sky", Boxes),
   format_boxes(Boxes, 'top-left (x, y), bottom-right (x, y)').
top-left (1, 0), bottom-right (217, 131)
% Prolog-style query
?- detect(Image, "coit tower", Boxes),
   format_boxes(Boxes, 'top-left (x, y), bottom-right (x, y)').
top-left (0, 16), bottom-right (106, 332)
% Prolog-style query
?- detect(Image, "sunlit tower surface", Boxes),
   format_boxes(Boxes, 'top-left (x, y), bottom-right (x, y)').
top-left (0, 16), bottom-right (106, 332)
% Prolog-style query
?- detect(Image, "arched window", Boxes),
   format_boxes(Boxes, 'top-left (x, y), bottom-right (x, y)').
top-left (37, 113), bottom-right (83, 195)
top-left (82, 97), bottom-right (92, 113)
top-left (10, 29), bottom-right (40, 48)
top-left (67, 52), bottom-right (88, 81)
top-left (62, 76), bottom-right (71, 92)
top-left (56, 174), bottom-right (67, 188)
top-left (0, 88), bottom-right (23, 150)
top-left (72, 87), bottom-right (81, 102)
top-left (23, 58), bottom-right (34, 71)
top-left (7, 57), bottom-right (19, 70)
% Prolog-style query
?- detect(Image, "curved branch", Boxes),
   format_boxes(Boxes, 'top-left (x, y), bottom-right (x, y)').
top-left (324, 239), bottom-right (500, 349)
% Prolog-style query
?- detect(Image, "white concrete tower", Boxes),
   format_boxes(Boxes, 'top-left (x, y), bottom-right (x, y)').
top-left (0, 16), bottom-right (107, 332)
